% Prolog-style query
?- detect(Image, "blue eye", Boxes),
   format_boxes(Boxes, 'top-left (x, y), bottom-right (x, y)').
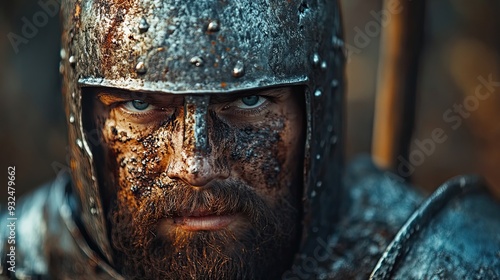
top-left (242, 96), bottom-right (260, 106)
top-left (235, 96), bottom-right (266, 109)
top-left (132, 100), bottom-right (149, 110)
top-left (124, 100), bottom-right (152, 112)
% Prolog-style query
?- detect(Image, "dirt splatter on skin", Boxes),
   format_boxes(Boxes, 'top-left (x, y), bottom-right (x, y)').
top-left (88, 86), bottom-right (305, 278)
top-left (229, 114), bottom-right (285, 189)
top-left (96, 103), bottom-right (294, 204)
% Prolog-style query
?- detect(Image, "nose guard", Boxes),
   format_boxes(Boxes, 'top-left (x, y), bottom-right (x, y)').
top-left (183, 95), bottom-right (210, 156)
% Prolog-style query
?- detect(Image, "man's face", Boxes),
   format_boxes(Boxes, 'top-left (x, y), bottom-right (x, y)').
top-left (91, 86), bottom-right (305, 279)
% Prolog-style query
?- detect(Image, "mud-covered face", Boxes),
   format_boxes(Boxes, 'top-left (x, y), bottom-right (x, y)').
top-left (91, 86), bottom-right (305, 279)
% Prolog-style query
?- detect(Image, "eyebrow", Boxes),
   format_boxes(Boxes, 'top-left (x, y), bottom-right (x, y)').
top-left (96, 87), bottom-right (289, 105)
top-left (210, 87), bottom-right (288, 103)
top-left (97, 89), bottom-right (144, 100)
top-left (96, 90), bottom-right (182, 106)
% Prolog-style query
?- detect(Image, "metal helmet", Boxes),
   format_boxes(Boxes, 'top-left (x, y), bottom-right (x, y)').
top-left (60, 0), bottom-right (344, 264)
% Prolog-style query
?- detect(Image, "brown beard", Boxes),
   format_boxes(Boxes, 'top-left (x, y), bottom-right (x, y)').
top-left (109, 180), bottom-right (300, 280)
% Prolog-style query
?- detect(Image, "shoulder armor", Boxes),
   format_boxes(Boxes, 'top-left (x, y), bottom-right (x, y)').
top-left (284, 157), bottom-right (424, 279)
top-left (1, 180), bottom-right (52, 279)
top-left (371, 175), bottom-right (500, 279)
top-left (1, 174), bottom-right (124, 279)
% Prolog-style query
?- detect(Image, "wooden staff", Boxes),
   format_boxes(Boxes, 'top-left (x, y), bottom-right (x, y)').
top-left (371, 0), bottom-right (426, 178)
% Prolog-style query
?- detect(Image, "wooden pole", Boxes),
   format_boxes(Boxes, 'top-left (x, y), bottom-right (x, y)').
top-left (372, 0), bottom-right (426, 178)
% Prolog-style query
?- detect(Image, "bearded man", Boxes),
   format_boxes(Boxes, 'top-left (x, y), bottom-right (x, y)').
top-left (2, 0), bottom-right (500, 279)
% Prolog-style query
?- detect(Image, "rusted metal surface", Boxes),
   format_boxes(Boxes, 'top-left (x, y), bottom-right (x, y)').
top-left (74, 0), bottom-right (332, 93)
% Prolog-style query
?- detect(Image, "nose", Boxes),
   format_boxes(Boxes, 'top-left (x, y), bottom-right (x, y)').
top-left (166, 95), bottom-right (229, 187)
top-left (168, 152), bottom-right (229, 187)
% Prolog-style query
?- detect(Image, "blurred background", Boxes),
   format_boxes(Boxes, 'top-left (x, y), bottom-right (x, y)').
top-left (343, 0), bottom-right (500, 198)
top-left (1, 0), bottom-right (499, 203)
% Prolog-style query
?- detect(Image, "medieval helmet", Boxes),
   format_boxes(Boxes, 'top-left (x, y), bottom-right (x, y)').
top-left (60, 0), bottom-right (345, 263)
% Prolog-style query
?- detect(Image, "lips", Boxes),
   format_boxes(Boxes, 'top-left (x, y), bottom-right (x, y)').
top-left (173, 214), bottom-right (237, 231)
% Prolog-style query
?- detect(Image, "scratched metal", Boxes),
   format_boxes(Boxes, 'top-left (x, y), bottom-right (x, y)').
top-left (371, 175), bottom-right (500, 280)
top-left (184, 95), bottom-right (210, 154)
top-left (75, 0), bottom-right (320, 93)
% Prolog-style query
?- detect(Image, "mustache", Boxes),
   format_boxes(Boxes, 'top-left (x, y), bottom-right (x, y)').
top-left (110, 179), bottom-right (300, 280)
top-left (131, 180), bottom-right (272, 225)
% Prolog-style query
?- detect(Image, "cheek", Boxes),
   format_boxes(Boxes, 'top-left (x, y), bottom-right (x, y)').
top-left (220, 117), bottom-right (287, 190)
top-left (280, 117), bottom-right (304, 176)
top-left (100, 115), bottom-right (173, 195)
